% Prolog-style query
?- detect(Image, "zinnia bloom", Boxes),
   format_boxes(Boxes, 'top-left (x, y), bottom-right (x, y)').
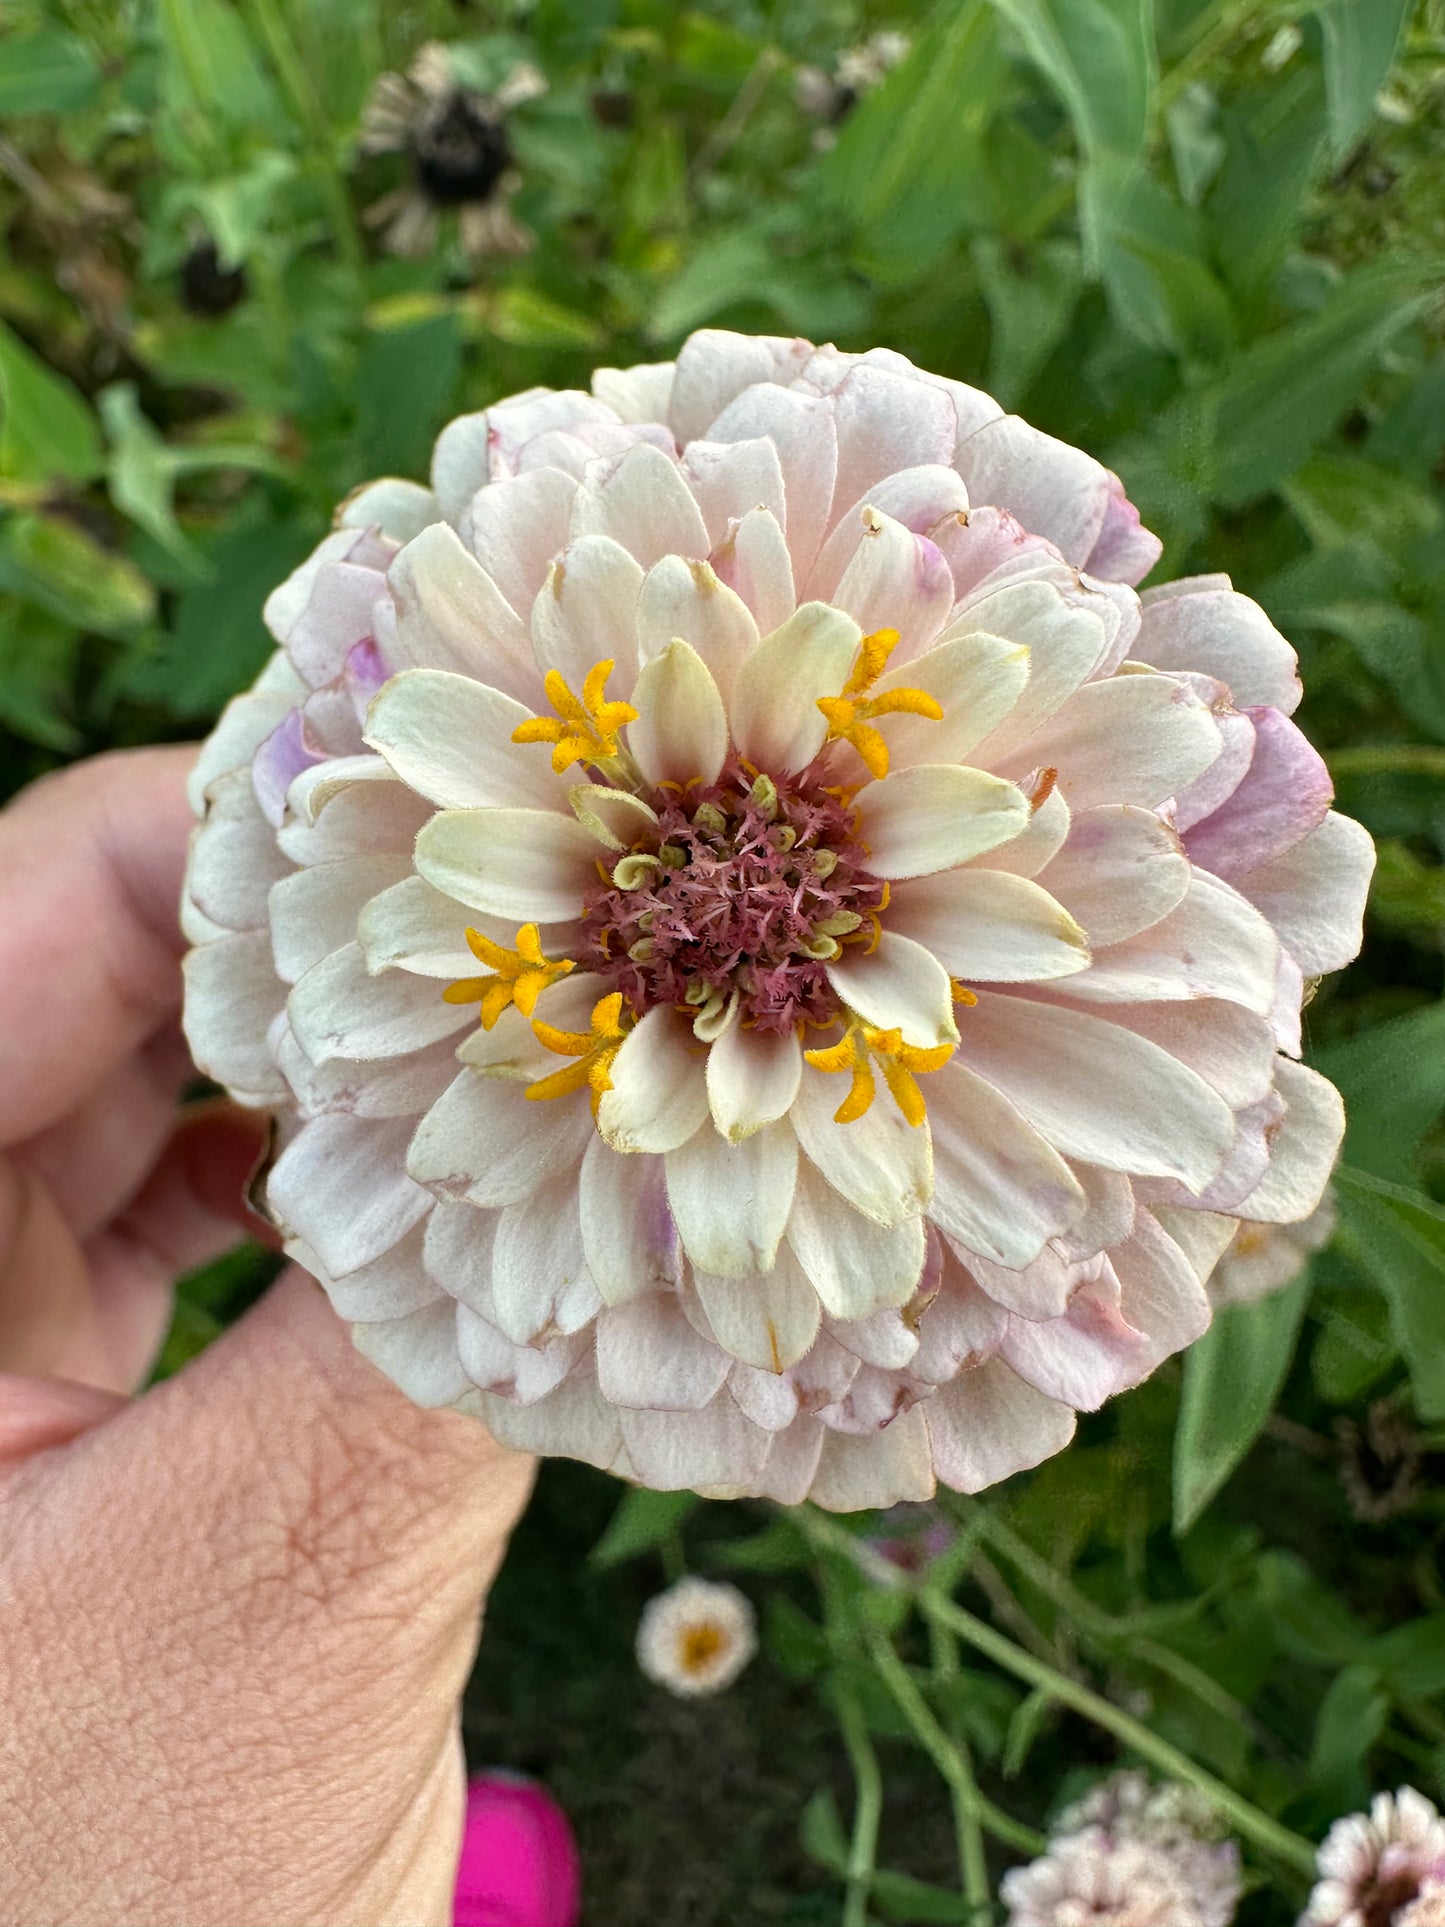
top-left (1208, 1191), bottom-right (1336, 1308)
top-left (1000, 1830), bottom-right (1224, 1927)
top-left (182, 329), bottom-right (1374, 1508)
top-left (635, 1576), bottom-right (757, 1697)
top-left (1302, 1789), bottom-right (1445, 1927)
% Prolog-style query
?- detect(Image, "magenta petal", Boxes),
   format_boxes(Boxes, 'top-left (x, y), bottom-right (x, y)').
top-left (1084, 470), bottom-right (1163, 586)
top-left (454, 1773), bottom-right (582, 1927)
top-left (1184, 705), bottom-right (1333, 879)
top-left (251, 708), bottom-right (324, 826)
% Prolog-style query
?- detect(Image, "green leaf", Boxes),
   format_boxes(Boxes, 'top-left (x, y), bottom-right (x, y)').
top-left (0, 513), bottom-right (154, 637)
top-left (1367, 1613), bottom-right (1445, 1699)
top-left (1165, 81), bottom-right (1226, 206)
top-left (590, 1487), bottom-right (698, 1568)
top-left (871, 1868), bottom-right (982, 1921)
top-left (354, 314), bottom-right (464, 481)
top-left (156, 0), bottom-right (285, 136)
top-left (799, 1787), bottom-right (849, 1874)
top-left (1206, 68), bottom-right (1328, 304)
top-left (1315, 0), bottom-right (1413, 163)
top-left (1315, 1004), bottom-right (1445, 1182)
top-left (974, 237), bottom-right (1083, 406)
top-left (0, 597), bottom-right (82, 750)
top-left (1172, 1276), bottom-right (1310, 1534)
top-left (0, 29), bottom-right (101, 115)
top-left (1308, 1663), bottom-right (1387, 1810)
top-left (1334, 1168), bottom-right (1445, 1421)
top-left (766, 1596), bottom-right (831, 1680)
top-left (0, 323), bottom-right (104, 485)
top-left (1002, 1684), bottom-right (1055, 1777)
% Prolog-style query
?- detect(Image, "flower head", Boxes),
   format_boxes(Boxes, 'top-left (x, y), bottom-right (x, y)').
top-left (1303, 1789), bottom-right (1445, 1927)
top-left (1209, 1190), bottom-right (1337, 1309)
top-left (635, 1577), bottom-right (756, 1697)
top-left (1001, 1830), bottom-right (1218, 1927)
top-left (182, 328), bottom-right (1374, 1508)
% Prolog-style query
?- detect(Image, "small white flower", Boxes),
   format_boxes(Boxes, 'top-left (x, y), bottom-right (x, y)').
top-left (1302, 1788), bottom-right (1445, 1927)
top-left (1209, 1192), bottom-right (1336, 1309)
top-left (1001, 1828), bottom-right (1216, 1927)
top-left (635, 1576), bottom-right (757, 1698)
top-left (1043, 1772), bottom-right (1240, 1927)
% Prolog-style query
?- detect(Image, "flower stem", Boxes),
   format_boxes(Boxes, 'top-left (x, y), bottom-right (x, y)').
top-left (242, 0), bottom-right (364, 276)
top-left (921, 1592), bottom-right (1317, 1878)
top-left (836, 1681), bottom-right (883, 1927)
top-left (929, 1615), bottom-right (996, 1910)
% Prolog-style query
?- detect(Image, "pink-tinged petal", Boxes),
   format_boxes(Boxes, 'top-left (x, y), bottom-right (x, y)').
top-left (955, 414), bottom-right (1111, 566)
top-left (1148, 1204), bottom-right (1238, 1290)
top-left (826, 930), bottom-right (959, 1049)
top-left (828, 364), bottom-right (957, 538)
top-left (461, 464), bottom-right (578, 615)
top-left (189, 770), bottom-right (294, 931)
top-left (666, 1120), bottom-right (797, 1278)
top-left (275, 762), bottom-right (431, 865)
top-left (457, 1310), bottom-right (583, 1405)
top-left (705, 385), bottom-right (839, 578)
top-left (579, 1136), bottom-right (681, 1305)
top-left (998, 1272), bottom-right (1149, 1411)
top-left (929, 504), bottom-right (1055, 600)
top-left (263, 529), bottom-right (364, 645)
top-left (519, 420), bottom-right (671, 481)
top-left (790, 1333), bottom-right (863, 1412)
top-left (596, 1293), bottom-right (731, 1411)
top-left (636, 555), bottom-right (759, 702)
top-left (730, 1361), bottom-right (799, 1432)
top-left (1169, 706), bottom-right (1256, 832)
top-left (818, 1364), bottom-right (923, 1438)
top-left (956, 992), bottom-right (1235, 1188)
top-left (182, 930), bottom-right (288, 1102)
top-left (619, 1398), bottom-right (771, 1492)
top-left (825, 1307), bottom-right (920, 1369)
top-left (531, 535), bottom-right (646, 700)
top-left (852, 765), bottom-right (1031, 879)
top-left (592, 358), bottom-right (677, 424)
top-left (1136, 577), bottom-right (1302, 712)
top-left (886, 869), bottom-right (1090, 984)
top-left (1041, 996), bottom-right (1277, 1110)
top-left (1083, 470), bottom-right (1162, 585)
top-left (352, 1302), bottom-right (471, 1407)
top-left (787, 1159), bottom-right (926, 1319)
top-left (275, 1025), bottom-right (459, 1122)
top-left (679, 437), bottom-right (787, 546)
top-left (1109, 1208), bottom-right (1212, 1380)
top-left (728, 601), bottom-right (860, 774)
top-left (569, 442), bottom-right (710, 568)
top-left (287, 941), bottom-right (470, 1064)
top-left (811, 1405), bottom-right (936, 1511)
top-left (953, 581), bottom-right (1111, 763)
top-left (830, 508), bottom-right (955, 658)
top-left (667, 328), bottom-right (813, 441)
top-left (597, 1005), bottom-right (711, 1155)
top-left (927, 1059), bottom-right (1086, 1270)
top-left (252, 709), bottom-right (326, 827)
top-left (909, 1267), bottom-right (1008, 1385)
top-left (337, 477), bottom-right (436, 543)
top-left (1035, 806), bottom-right (1190, 947)
top-left (408, 1068), bottom-right (592, 1208)
top-left (187, 655), bottom-right (306, 813)
top-left (480, 1373), bottom-right (629, 1474)
top-left (924, 1358), bottom-right (1075, 1494)
top-left (270, 854), bottom-right (410, 983)
top-left (711, 505), bottom-right (797, 635)
top-left (1233, 1058), bottom-right (1344, 1225)
top-left (1237, 810), bottom-right (1375, 976)
top-left (423, 1196), bottom-right (501, 1319)
top-left (484, 389), bottom-right (617, 482)
top-left (414, 807), bottom-right (599, 924)
top-left (1185, 706), bottom-right (1333, 879)
top-left (751, 1418), bottom-right (827, 1504)
top-left (706, 1020), bottom-right (802, 1142)
top-left (364, 668), bottom-right (567, 812)
top-left (429, 408), bottom-right (491, 521)
top-left (873, 630), bottom-right (1030, 770)
top-left (490, 1174), bottom-right (599, 1343)
top-left (792, 1065), bottom-right (933, 1228)
top-left (286, 560), bottom-right (387, 689)
top-left (694, 1243), bottom-right (821, 1372)
top-left (951, 1243), bottom-right (1088, 1322)
top-left (389, 522), bottom-right (535, 700)
top-left (269, 1112), bottom-right (431, 1276)
top-left (302, 1222), bottom-right (441, 1322)
top-left (806, 465), bottom-right (970, 603)
top-left (1000, 672), bottom-right (1223, 813)
top-left (1059, 872), bottom-right (1281, 1018)
top-left (628, 640), bottom-right (729, 789)
top-left (1056, 1162), bottom-right (1137, 1258)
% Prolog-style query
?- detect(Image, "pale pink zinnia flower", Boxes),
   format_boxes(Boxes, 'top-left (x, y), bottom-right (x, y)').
top-left (1001, 1829), bottom-right (1220, 1927)
top-left (181, 329), bottom-right (1374, 1508)
top-left (1302, 1789), bottom-right (1445, 1927)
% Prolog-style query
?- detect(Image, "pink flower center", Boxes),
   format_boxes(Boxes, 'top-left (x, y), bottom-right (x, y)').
top-left (580, 756), bottom-right (886, 1036)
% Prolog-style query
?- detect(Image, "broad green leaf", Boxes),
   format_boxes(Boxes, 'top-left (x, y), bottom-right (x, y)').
top-left (0, 596), bottom-right (82, 750)
top-left (1313, 1004), bottom-right (1445, 1182)
top-left (1334, 1168), bottom-right (1445, 1421)
top-left (0, 29), bottom-right (100, 115)
top-left (974, 237), bottom-right (1083, 406)
top-left (589, 1486), bottom-right (697, 1567)
top-left (871, 1868), bottom-right (982, 1921)
top-left (1206, 67), bottom-right (1328, 304)
top-left (1308, 1664), bottom-right (1387, 1811)
top-left (156, 0), bottom-right (285, 136)
top-left (1165, 81), bottom-right (1226, 206)
top-left (354, 314), bottom-right (464, 480)
top-left (0, 513), bottom-right (154, 636)
top-left (1172, 1276), bottom-right (1310, 1534)
top-left (799, 1787), bottom-right (849, 1874)
top-left (1367, 1614), bottom-right (1445, 1699)
top-left (1315, 0), bottom-right (1413, 162)
top-left (0, 323), bottom-right (104, 484)
top-left (1368, 354), bottom-right (1445, 475)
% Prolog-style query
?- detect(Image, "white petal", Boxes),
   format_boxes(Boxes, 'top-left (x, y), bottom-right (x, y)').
top-left (364, 669), bottom-right (565, 812)
top-left (1061, 871), bottom-right (1280, 1017)
top-left (413, 807), bottom-right (600, 922)
top-left (287, 941), bottom-right (469, 1063)
top-left (627, 640), bottom-right (728, 788)
top-left (693, 1243), bottom-right (822, 1371)
top-left (388, 522), bottom-right (534, 699)
top-left (479, 1374), bottom-right (628, 1474)
top-left (595, 1293), bottom-right (731, 1411)
top-left (926, 1060), bottom-right (1086, 1268)
top-left (969, 783), bottom-right (1070, 879)
top-left (1049, 997), bottom-right (1277, 1110)
top-left (995, 1282), bottom-right (1144, 1411)
top-left (706, 1022), bottom-right (802, 1142)
top-left (786, 1159), bottom-right (925, 1319)
top-left (1234, 1059), bottom-right (1344, 1224)
top-left (182, 932), bottom-right (287, 1102)
top-left (635, 555), bottom-right (758, 702)
top-left (186, 664), bottom-right (305, 814)
top-left (422, 1197), bottom-right (500, 1318)
top-left (1110, 1209), bottom-right (1212, 1377)
top-left (338, 476), bottom-right (437, 543)
top-left (263, 529), bottom-right (362, 644)
top-left (618, 1399), bottom-right (770, 1492)
top-left (924, 1358), bottom-right (1076, 1494)
top-left (188, 770), bottom-right (293, 930)
top-left (810, 1405), bottom-right (935, 1511)
top-left (490, 1173), bottom-right (599, 1342)
top-left (1238, 810), bottom-right (1375, 976)
top-left (569, 442), bottom-right (710, 566)
top-left (826, 1306), bottom-right (920, 1369)
top-left (705, 384), bottom-right (838, 577)
top-left (1002, 672), bottom-right (1223, 812)
top-left (268, 1113), bottom-right (431, 1277)
top-left (461, 465), bottom-right (577, 615)
top-left (826, 930), bottom-right (959, 1048)
top-left (456, 981), bottom-right (598, 1081)
top-left (873, 630), bottom-right (1031, 770)
top-left (666, 1119), bottom-right (797, 1277)
top-left (852, 765), bottom-right (1031, 879)
top-left (886, 870), bottom-right (1090, 984)
top-left (830, 508), bottom-right (954, 658)
top-left (408, 1068), bottom-right (592, 1207)
top-left (829, 365), bottom-right (957, 538)
top-left (275, 769), bottom-right (430, 867)
top-left (955, 992), bottom-right (1235, 1188)
top-left (1036, 805), bottom-right (1190, 946)
top-left (955, 414), bottom-right (1109, 567)
top-left (356, 874), bottom-right (496, 979)
top-left (679, 437), bottom-right (787, 547)
top-left (304, 1223), bottom-right (442, 1321)
top-left (728, 601), bottom-right (861, 774)
top-left (596, 1005), bottom-right (711, 1154)
top-left (579, 1136), bottom-right (681, 1305)
top-left (456, 1310), bottom-right (581, 1406)
top-left (806, 464), bottom-right (971, 603)
top-left (430, 408), bottom-right (490, 519)
top-left (269, 855), bottom-right (409, 984)
top-left (956, 580), bottom-right (1110, 763)
top-left (710, 505), bottom-right (796, 635)
top-left (592, 357), bottom-right (676, 424)
top-left (352, 1301), bottom-right (471, 1407)
top-left (1136, 578), bottom-right (1302, 712)
top-left (791, 1067), bottom-right (933, 1227)
top-left (531, 535), bottom-right (646, 699)
top-left (668, 329), bottom-right (813, 440)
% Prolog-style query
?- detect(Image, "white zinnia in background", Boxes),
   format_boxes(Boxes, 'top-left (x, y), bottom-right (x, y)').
top-left (182, 328), bottom-right (1374, 1509)
top-left (1301, 1788), bottom-right (1445, 1927)
top-left (635, 1576), bottom-right (757, 1698)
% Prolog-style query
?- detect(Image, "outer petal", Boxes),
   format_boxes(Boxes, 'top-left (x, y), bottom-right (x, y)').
top-left (1060, 872), bottom-right (1280, 1018)
top-left (728, 602), bottom-right (861, 774)
top-left (1237, 810), bottom-right (1375, 976)
top-left (787, 1159), bottom-right (926, 1319)
top-left (1233, 1059), bottom-right (1345, 1225)
top-left (852, 766), bottom-right (1031, 879)
top-left (1035, 806), bottom-right (1190, 947)
top-left (627, 640), bottom-right (729, 788)
top-left (885, 870), bottom-right (1090, 983)
top-left (619, 1399), bottom-right (771, 1492)
top-left (597, 1006), bottom-right (711, 1154)
top-left (1184, 705), bottom-right (1333, 879)
top-left (579, 1136), bottom-right (681, 1305)
top-left (490, 1174), bottom-right (600, 1343)
top-left (926, 1059), bottom-right (1086, 1269)
top-left (665, 1120), bottom-right (798, 1277)
top-left (693, 1242), bottom-right (821, 1373)
top-left (810, 1406), bottom-right (935, 1510)
top-left (182, 932), bottom-right (288, 1102)
top-left (1001, 672), bottom-right (1223, 812)
top-left (353, 1302), bottom-right (472, 1408)
top-left (954, 414), bottom-right (1109, 567)
top-left (667, 328), bottom-right (813, 442)
top-left (414, 808), bottom-right (600, 923)
top-left (924, 1357), bottom-right (1076, 1494)
top-left (705, 385), bottom-right (838, 578)
top-left (270, 855), bottom-right (410, 984)
top-left (268, 1113), bottom-right (432, 1277)
top-left (596, 1293), bottom-right (731, 1411)
top-left (408, 1068), bottom-right (592, 1208)
top-left (288, 941), bottom-right (470, 1062)
top-left (569, 442), bottom-right (711, 567)
top-left (1135, 578), bottom-right (1302, 712)
top-left (461, 465), bottom-right (577, 615)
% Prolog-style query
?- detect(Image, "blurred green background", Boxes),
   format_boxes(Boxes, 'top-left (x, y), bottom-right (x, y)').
top-left (2, 1), bottom-right (1443, 1920)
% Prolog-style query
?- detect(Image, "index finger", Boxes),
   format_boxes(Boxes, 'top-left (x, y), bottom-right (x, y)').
top-left (0, 747), bottom-right (197, 1144)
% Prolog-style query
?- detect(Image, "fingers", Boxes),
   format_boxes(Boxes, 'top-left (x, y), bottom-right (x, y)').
top-left (0, 1372), bottom-right (125, 1459)
top-left (0, 746), bottom-right (197, 1146)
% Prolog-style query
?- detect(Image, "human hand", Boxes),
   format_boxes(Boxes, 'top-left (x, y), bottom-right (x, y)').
top-left (0, 749), bottom-right (536, 1927)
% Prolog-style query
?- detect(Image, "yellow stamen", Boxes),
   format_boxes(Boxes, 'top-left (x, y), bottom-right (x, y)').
top-left (511, 659), bottom-right (639, 775)
top-left (950, 977), bottom-right (979, 1009)
top-left (443, 924), bottom-right (575, 1030)
top-left (804, 1017), bottom-right (953, 1127)
top-left (816, 627), bottom-right (943, 779)
top-left (527, 991), bottom-right (629, 1116)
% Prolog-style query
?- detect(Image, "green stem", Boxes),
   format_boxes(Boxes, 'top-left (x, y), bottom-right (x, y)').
top-left (1158, 0), bottom-right (1271, 110)
top-left (866, 1626), bottom-right (1045, 1862)
top-left (837, 1682), bottom-right (883, 1927)
top-left (930, 1616), bottom-right (994, 1910)
top-left (921, 1593), bottom-right (1317, 1878)
top-left (243, 0), bottom-right (364, 275)
top-left (1327, 744), bottom-right (1445, 780)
